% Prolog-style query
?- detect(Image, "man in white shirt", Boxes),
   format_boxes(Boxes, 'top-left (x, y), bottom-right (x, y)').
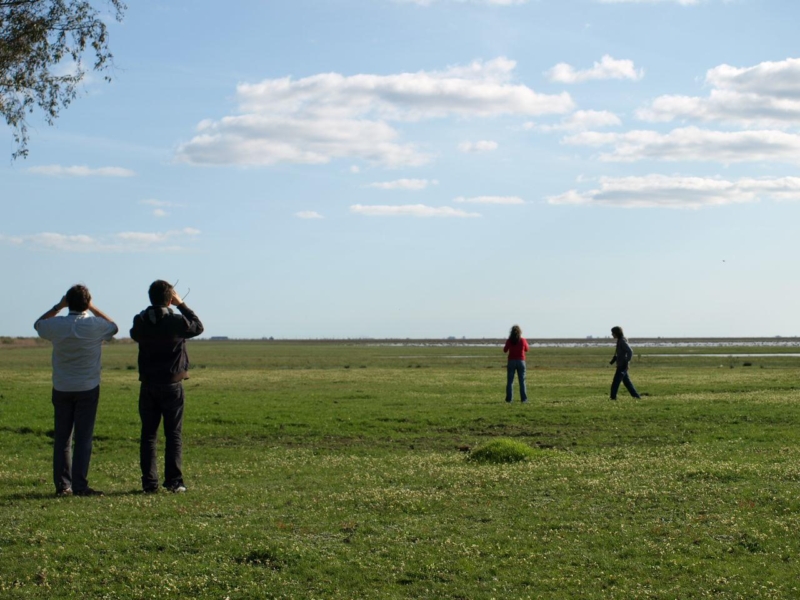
top-left (34, 285), bottom-right (118, 497)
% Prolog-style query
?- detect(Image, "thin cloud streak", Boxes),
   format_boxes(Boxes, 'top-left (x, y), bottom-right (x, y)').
top-left (397, 0), bottom-right (528, 5)
top-left (548, 175), bottom-right (800, 209)
top-left (0, 228), bottom-right (201, 252)
top-left (453, 195), bottom-right (524, 204)
top-left (458, 140), bottom-right (499, 153)
top-left (367, 179), bottom-right (438, 190)
top-left (27, 165), bottom-right (136, 177)
top-left (350, 204), bottom-right (481, 217)
top-left (563, 127), bottom-right (800, 164)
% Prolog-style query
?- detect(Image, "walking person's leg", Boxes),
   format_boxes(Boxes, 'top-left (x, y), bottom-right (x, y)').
top-left (610, 369), bottom-right (623, 400)
top-left (518, 361), bottom-right (528, 402)
top-left (506, 362), bottom-right (515, 402)
top-left (71, 386), bottom-right (100, 493)
top-left (621, 371), bottom-right (641, 398)
top-left (139, 384), bottom-right (162, 491)
top-left (161, 383), bottom-right (185, 489)
top-left (52, 390), bottom-right (76, 493)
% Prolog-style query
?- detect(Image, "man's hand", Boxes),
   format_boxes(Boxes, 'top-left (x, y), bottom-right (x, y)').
top-left (170, 290), bottom-right (184, 306)
top-left (35, 295), bottom-right (68, 328)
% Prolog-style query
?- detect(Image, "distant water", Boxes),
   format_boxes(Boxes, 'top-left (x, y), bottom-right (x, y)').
top-left (369, 338), bottom-right (800, 349)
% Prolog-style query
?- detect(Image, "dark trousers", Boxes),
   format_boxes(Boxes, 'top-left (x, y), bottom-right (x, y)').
top-left (611, 367), bottom-right (640, 399)
top-left (139, 382), bottom-right (185, 489)
top-left (52, 386), bottom-right (100, 493)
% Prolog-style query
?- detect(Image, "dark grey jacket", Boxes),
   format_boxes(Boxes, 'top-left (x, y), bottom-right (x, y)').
top-left (610, 337), bottom-right (633, 370)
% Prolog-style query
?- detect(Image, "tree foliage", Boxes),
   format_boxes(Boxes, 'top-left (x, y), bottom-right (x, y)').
top-left (0, 0), bottom-right (125, 159)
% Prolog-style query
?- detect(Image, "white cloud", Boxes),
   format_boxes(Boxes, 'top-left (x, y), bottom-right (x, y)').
top-left (453, 195), bottom-right (524, 204)
top-left (153, 209), bottom-right (169, 218)
top-left (538, 110), bottom-right (622, 132)
top-left (296, 211), bottom-right (324, 219)
top-left (177, 58), bottom-right (574, 168)
top-left (0, 228), bottom-right (200, 252)
top-left (27, 165), bottom-right (136, 177)
top-left (545, 55), bottom-right (644, 84)
top-left (637, 58), bottom-right (800, 127)
top-left (350, 204), bottom-right (481, 217)
top-left (562, 126), bottom-right (800, 164)
top-left (458, 140), bottom-right (499, 153)
top-left (350, 165), bottom-right (361, 174)
top-left (367, 178), bottom-right (438, 190)
top-left (548, 175), bottom-right (800, 209)
top-left (140, 199), bottom-right (171, 207)
top-left (706, 59), bottom-right (800, 98)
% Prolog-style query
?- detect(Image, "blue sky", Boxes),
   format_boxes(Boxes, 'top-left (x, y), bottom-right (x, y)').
top-left (3, 0), bottom-right (800, 339)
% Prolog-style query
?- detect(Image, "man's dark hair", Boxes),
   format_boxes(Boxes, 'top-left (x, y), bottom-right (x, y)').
top-left (148, 280), bottom-right (174, 307)
top-left (66, 285), bottom-right (91, 312)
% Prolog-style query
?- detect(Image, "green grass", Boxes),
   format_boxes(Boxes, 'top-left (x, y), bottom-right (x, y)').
top-left (469, 438), bottom-right (537, 464)
top-left (2, 341), bottom-right (800, 598)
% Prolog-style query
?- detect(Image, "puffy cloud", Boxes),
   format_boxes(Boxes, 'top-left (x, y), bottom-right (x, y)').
top-left (548, 174), bottom-right (800, 209)
top-left (562, 126), bottom-right (800, 164)
top-left (538, 110), bottom-right (622, 132)
top-left (458, 140), bottom-right (499, 153)
top-left (0, 228), bottom-right (200, 252)
top-left (27, 165), bottom-right (135, 177)
top-left (637, 57), bottom-right (800, 127)
top-left (545, 55), bottom-right (644, 84)
top-left (350, 204), bottom-right (481, 217)
top-left (453, 195), bottom-right (524, 204)
top-left (367, 178), bottom-right (439, 190)
top-left (295, 211), bottom-right (324, 219)
top-left (177, 58), bottom-right (574, 168)
top-left (706, 59), bottom-right (800, 98)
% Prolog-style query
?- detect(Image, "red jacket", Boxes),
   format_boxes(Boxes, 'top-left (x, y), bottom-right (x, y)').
top-left (503, 337), bottom-right (529, 361)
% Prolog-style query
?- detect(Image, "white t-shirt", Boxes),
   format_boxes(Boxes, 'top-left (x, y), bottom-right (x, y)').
top-left (35, 312), bottom-right (118, 392)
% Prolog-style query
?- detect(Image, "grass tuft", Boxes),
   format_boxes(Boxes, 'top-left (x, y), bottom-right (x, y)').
top-left (468, 437), bottom-right (536, 464)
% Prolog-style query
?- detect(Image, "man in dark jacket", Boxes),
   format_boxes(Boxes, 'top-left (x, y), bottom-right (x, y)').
top-left (130, 280), bottom-right (203, 493)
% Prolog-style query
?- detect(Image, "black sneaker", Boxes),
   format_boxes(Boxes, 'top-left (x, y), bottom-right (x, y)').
top-left (74, 487), bottom-right (104, 497)
top-left (143, 486), bottom-right (160, 494)
top-left (55, 488), bottom-right (73, 497)
top-left (164, 482), bottom-right (187, 493)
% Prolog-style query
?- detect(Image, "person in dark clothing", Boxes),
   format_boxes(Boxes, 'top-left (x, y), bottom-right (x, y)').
top-left (609, 326), bottom-right (641, 400)
top-left (503, 324), bottom-right (529, 403)
top-left (130, 280), bottom-right (203, 493)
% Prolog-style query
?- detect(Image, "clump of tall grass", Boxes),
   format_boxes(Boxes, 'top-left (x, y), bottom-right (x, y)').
top-left (468, 438), bottom-right (536, 464)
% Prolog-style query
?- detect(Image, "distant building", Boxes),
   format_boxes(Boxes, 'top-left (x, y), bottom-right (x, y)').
top-left (210, 336), bottom-right (229, 341)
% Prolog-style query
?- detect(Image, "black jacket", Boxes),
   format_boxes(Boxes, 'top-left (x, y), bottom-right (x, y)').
top-left (130, 304), bottom-right (204, 384)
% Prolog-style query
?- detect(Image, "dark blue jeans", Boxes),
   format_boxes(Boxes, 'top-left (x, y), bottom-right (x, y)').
top-left (139, 382), bottom-right (185, 490)
top-left (611, 367), bottom-right (640, 399)
top-left (506, 360), bottom-right (528, 402)
top-left (52, 386), bottom-right (100, 493)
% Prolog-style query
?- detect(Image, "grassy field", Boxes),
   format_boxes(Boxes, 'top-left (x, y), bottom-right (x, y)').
top-left (2, 340), bottom-right (800, 599)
